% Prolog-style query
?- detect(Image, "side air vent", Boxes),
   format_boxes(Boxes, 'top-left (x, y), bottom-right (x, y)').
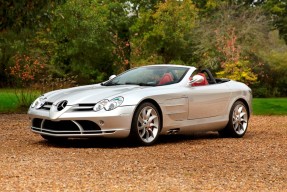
top-left (167, 128), bottom-right (180, 135)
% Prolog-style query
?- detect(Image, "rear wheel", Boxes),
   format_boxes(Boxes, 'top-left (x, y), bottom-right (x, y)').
top-left (219, 101), bottom-right (249, 137)
top-left (129, 102), bottom-right (161, 146)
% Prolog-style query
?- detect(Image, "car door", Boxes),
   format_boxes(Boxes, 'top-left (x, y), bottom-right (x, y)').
top-left (188, 83), bottom-right (232, 120)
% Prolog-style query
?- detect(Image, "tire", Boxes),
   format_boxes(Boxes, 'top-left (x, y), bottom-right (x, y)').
top-left (219, 101), bottom-right (249, 138)
top-left (41, 135), bottom-right (67, 143)
top-left (129, 102), bottom-right (161, 146)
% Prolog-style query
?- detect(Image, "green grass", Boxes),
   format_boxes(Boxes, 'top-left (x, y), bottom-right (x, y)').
top-left (0, 89), bottom-right (40, 113)
top-left (252, 98), bottom-right (287, 115)
top-left (0, 89), bottom-right (20, 113)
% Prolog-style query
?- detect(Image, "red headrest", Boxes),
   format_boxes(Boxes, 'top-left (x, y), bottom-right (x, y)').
top-left (158, 73), bottom-right (174, 85)
top-left (192, 73), bottom-right (209, 86)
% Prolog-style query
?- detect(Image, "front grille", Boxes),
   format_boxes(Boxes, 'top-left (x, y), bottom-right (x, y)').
top-left (31, 118), bottom-right (101, 135)
top-left (43, 120), bottom-right (79, 131)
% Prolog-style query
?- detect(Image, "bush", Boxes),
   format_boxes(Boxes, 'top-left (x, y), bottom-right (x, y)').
top-left (252, 86), bottom-right (270, 98)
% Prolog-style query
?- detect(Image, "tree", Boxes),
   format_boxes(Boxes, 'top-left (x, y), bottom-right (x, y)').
top-left (222, 0), bottom-right (287, 44)
top-left (0, 0), bottom-right (63, 87)
top-left (192, 4), bottom-right (270, 85)
top-left (102, 0), bottom-right (133, 72)
top-left (130, 0), bottom-right (198, 65)
top-left (0, 0), bottom-right (64, 32)
top-left (262, 0), bottom-right (287, 44)
top-left (255, 30), bottom-right (287, 96)
top-left (40, 0), bottom-right (116, 83)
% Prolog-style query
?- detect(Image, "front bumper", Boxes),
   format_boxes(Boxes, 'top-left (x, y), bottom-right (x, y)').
top-left (28, 105), bottom-right (136, 138)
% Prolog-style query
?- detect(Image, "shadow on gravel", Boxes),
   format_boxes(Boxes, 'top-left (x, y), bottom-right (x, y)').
top-left (158, 132), bottom-right (221, 145)
top-left (35, 138), bottom-right (133, 149)
top-left (34, 132), bottom-right (222, 149)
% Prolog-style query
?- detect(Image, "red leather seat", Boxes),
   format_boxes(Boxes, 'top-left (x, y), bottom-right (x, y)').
top-left (158, 73), bottom-right (174, 85)
top-left (192, 73), bottom-right (209, 86)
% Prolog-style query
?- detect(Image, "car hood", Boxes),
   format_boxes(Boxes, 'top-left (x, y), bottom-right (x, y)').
top-left (44, 84), bottom-right (143, 105)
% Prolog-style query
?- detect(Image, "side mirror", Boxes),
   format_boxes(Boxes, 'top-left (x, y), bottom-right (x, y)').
top-left (109, 75), bottom-right (116, 80)
top-left (189, 75), bottom-right (204, 85)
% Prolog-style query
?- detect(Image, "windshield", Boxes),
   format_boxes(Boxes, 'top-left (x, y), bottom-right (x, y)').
top-left (103, 66), bottom-right (189, 86)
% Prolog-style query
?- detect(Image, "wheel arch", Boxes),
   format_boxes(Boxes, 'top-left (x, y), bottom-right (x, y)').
top-left (235, 98), bottom-right (251, 119)
top-left (133, 98), bottom-right (163, 130)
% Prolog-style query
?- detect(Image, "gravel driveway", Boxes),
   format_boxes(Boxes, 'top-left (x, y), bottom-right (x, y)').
top-left (0, 114), bottom-right (286, 191)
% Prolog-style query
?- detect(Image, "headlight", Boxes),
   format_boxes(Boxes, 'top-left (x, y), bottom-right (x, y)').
top-left (105, 97), bottom-right (124, 111)
top-left (93, 97), bottom-right (124, 112)
top-left (31, 96), bottom-right (46, 109)
top-left (93, 99), bottom-right (109, 112)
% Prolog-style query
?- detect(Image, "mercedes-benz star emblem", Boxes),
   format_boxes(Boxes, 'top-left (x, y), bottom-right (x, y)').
top-left (57, 100), bottom-right (68, 111)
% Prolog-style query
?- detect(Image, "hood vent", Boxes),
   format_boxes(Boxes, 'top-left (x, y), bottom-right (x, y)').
top-left (72, 103), bottom-right (95, 111)
top-left (40, 102), bottom-right (53, 110)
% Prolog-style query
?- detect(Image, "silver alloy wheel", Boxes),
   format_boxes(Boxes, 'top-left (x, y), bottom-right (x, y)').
top-left (137, 106), bottom-right (159, 143)
top-left (232, 104), bottom-right (248, 135)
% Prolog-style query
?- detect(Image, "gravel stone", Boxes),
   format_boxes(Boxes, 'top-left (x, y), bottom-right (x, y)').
top-left (0, 114), bottom-right (286, 191)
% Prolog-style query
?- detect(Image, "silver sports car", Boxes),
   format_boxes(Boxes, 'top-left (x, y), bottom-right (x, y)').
top-left (28, 64), bottom-right (252, 145)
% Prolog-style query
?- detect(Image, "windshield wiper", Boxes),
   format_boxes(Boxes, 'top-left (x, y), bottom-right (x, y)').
top-left (102, 82), bottom-right (122, 86)
top-left (124, 82), bottom-right (151, 86)
top-left (123, 82), bottom-right (137, 85)
top-left (103, 82), bottom-right (155, 86)
top-left (122, 82), bottom-right (155, 86)
top-left (138, 83), bottom-right (156, 86)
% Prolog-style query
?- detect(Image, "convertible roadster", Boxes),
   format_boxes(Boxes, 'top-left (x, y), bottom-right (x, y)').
top-left (28, 64), bottom-right (252, 145)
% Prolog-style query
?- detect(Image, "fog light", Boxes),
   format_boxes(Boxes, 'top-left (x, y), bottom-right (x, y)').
top-left (99, 120), bottom-right (104, 126)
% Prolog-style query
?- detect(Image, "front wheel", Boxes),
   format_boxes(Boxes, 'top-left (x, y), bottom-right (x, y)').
top-left (219, 101), bottom-right (249, 138)
top-left (129, 102), bottom-right (161, 146)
